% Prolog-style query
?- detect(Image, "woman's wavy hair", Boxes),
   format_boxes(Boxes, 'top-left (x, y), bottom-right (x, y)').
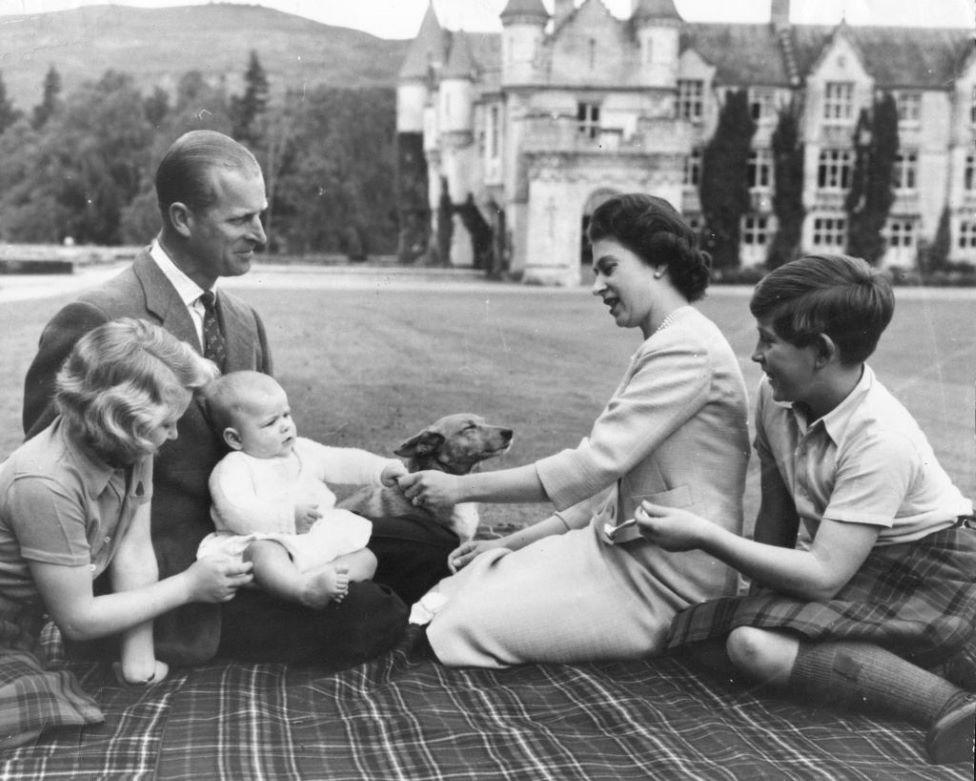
top-left (587, 193), bottom-right (711, 302)
top-left (749, 253), bottom-right (894, 365)
top-left (55, 318), bottom-right (218, 465)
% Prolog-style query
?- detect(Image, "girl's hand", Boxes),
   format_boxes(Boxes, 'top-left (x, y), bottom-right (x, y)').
top-left (634, 501), bottom-right (710, 552)
top-left (380, 461), bottom-right (408, 487)
top-left (448, 538), bottom-right (503, 573)
top-left (186, 556), bottom-right (253, 602)
top-left (114, 658), bottom-right (169, 687)
top-left (397, 471), bottom-right (462, 511)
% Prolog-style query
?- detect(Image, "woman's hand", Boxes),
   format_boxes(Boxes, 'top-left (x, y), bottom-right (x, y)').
top-left (634, 501), bottom-right (711, 552)
top-left (185, 555), bottom-right (253, 602)
top-left (397, 471), bottom-right (462, 511)
top-left (447, 538), bottom-right (504, 573)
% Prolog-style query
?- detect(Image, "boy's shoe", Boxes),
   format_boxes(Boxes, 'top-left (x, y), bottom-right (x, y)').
top-left (925, 696), bottom-right (976, 764)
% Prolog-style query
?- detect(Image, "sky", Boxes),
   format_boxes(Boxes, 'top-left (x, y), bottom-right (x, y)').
top-left (0, 0), bottom-right (972, 39)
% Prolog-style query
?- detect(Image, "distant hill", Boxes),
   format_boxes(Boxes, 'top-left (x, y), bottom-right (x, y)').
top-left (0, 3), bottom-right (411, 111)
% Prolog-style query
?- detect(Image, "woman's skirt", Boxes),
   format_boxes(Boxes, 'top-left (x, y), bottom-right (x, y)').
top-left (0, 599), bottom-right (103, 747)
top-left (668, 525), bottom-right (976, 669)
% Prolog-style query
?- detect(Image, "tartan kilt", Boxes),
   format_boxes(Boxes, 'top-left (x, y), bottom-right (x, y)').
top-left (667, 526), bottom-right (976, 669)
top-left (0, 602), bottom-right (104, 746)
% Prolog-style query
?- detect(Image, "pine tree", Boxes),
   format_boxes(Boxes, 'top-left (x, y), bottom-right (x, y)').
top-left (699, 89), bottom-right (756, 271)
top-left (231, 51), bottom-right (269, 146)
top-left (0, 71), bottom-right (21, 136)
top-left (766, 100), bottom-right (804, 269)
top-left (846, 92), bottom-right (898, 264)
top-left (32, 66), bottom-right (62, 130)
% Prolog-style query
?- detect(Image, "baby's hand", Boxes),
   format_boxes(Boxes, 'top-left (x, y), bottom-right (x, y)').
top-left (295, 503), bottom-right (322, 530)
top-left (381, 461), bottom-right (408, 487)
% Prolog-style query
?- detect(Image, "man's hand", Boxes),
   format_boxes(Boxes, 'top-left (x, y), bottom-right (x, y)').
top-left (397, 471), bottom-right (462, 511)
top-left (294, 503), bottom-right (322, 532)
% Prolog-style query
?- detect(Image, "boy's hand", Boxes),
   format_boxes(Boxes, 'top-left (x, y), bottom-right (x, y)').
top-left (295, 503), bottom-right (322, 531)
top-left (380, 461), bottom-right (408, 487)
top-left (634, 501), bottom-right (709, 552)
top-left (397, 471), bottom-right (461, 511)
top-left (186, 555), bottom-right (253, 602)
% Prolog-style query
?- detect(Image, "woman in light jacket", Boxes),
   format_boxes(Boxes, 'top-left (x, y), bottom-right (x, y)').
top-left (399, 193), bottom-right (750, 667)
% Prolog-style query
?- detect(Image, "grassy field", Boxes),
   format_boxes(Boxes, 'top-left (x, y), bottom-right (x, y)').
top-left (3, 276), bottom-right (974, 534)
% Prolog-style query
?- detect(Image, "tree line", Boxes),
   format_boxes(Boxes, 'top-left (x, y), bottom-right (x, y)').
top-left (0, 53), bottom-right (399, 258)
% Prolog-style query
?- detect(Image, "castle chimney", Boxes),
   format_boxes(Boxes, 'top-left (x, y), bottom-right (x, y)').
top-left (771, 0), bottom-right (790, 29)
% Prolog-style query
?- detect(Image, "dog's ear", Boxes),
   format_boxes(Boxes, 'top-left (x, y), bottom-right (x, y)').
top-left (395, 430), bottom-right (445, 457)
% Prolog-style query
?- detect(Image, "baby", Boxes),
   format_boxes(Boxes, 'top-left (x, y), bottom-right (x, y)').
top-left (197, 371), bottom-right (407, 608)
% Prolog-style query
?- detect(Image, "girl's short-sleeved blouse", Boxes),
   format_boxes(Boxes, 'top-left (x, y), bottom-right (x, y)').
top-left (0, 417), bottom-right (153, 612)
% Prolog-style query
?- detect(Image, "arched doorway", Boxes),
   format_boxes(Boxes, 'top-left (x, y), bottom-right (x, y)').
top-left (580, 188), bottom-right (620, 267)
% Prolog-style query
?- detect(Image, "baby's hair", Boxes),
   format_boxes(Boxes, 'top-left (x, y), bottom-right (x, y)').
top-left (588, 192), bottom-right (711, 302)
top-left (750, 253), bottom-right (894, 364)
top-left (56, 318), bottom-right (218, 465)
top-left (204, 371), bottom-right (282, 435)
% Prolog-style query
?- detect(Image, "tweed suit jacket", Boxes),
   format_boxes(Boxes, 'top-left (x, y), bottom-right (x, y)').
top-left (22, 249), bottom-right (273, 664)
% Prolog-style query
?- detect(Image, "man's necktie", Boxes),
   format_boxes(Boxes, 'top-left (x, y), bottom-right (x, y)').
top-left (200, 290), bottom-right (227, 370)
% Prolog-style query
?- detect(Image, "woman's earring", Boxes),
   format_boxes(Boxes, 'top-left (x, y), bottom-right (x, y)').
top-left (653, 270), bottom-right (664, 279)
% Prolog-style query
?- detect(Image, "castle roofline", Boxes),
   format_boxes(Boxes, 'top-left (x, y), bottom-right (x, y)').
top-left (398, 1), bottom-right (447, 81)
top-left (632, 0), bottom-right (683, 23)
top-left (500, 0), bottom-right (548, 23)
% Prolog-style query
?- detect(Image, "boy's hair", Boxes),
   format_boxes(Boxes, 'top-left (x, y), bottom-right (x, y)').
top-left (56, 318), bottom-right (218, 465)
top-left (750, 253), bottom-right (894, 364)
top-left (587, 192), bottom-right (711, 302)
top-left (204, 371), bottom-right (282, 435)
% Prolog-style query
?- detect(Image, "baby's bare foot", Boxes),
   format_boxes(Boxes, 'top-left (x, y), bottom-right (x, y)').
top-left (300, 565), bottom-right (350, 609)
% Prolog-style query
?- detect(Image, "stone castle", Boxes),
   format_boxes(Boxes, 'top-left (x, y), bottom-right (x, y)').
top-left (396, 0), bottom-right (976, 285)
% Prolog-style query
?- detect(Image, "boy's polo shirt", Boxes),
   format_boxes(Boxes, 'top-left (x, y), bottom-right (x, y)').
top-left (0, 418), bottom-right (153, 608)
top-left (754, 365), bottom-right (971, 548)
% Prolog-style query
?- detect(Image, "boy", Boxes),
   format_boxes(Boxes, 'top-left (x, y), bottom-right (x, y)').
top-left (198, 372), bottom-right (406, 608)
top-left (635, 254), bottom-right (975, 764)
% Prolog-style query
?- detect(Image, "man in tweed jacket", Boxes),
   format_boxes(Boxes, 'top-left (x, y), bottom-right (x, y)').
top-left (22, 130), bottom-right (407, 666)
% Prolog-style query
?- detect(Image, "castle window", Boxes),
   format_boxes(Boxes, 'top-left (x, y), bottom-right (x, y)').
top-left (488, 105), bottom-right (500, 160)
top-left (886, 218), bottom-right (916, 248)
top-left (965, 152), bottom-right (976, 191)
top-left (677, 80), bottom-right (704, 122)
top-left (748, 148), bottom-right (774, 190)
top-left (957, 220), bottom-right (976, 248)
top-left (812, 216), bottom-right (847, 248)
top-left (823, 82), bottom-right (854, 123)
top-left (893, 151), bottom-right (917, 191)
top-left (742, 214), bottom-right (772, 246)
top-left (589, 38), bottom-right (596, 70)
top-left (896, 91), bottom-right (921, 125)
top-left (970, 86), bottom-right (976, 125)
top-left (577, 102), bottom-right (600, 140)
top-left (684, 147), bottom-right (702, 186)
top-left (749, 88), bottom-right (776, 122)
top-left (817, 148), bottom-right (854, 190)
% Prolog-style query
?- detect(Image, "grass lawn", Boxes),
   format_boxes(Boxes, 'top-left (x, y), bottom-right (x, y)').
top-left (3, 276), bottom-right (974, 534)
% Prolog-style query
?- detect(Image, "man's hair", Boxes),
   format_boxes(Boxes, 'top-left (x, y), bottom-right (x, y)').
top-left (750, 253), bottom-right (894, 364)
top-left (204, 370), bottom-right (282, 435)
top-left (56, 318), bottom-right (218, 465)
top-left (587, 193), bottom-right (711, 302)
top-left (155, 130), bottom-right (261, 224)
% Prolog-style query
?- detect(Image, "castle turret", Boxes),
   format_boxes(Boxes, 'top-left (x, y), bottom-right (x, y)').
top-left (500, 0), bottom-right (548, 87)
top-left (397, 2), bottom-right (446, 133)
top-left (439, 31), bottom-right (477, 138)
top-left (632, 0), bottom-right (682, 89)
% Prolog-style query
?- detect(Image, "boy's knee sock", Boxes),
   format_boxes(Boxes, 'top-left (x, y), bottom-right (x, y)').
top-left (941, 636), bottom-right (976, 692)
top-left (788, 640), bottom-right (966, 727)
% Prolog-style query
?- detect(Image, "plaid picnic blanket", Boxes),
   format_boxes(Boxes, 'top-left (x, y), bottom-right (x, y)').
top-left (0, 625), bottom-right (969, 780)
